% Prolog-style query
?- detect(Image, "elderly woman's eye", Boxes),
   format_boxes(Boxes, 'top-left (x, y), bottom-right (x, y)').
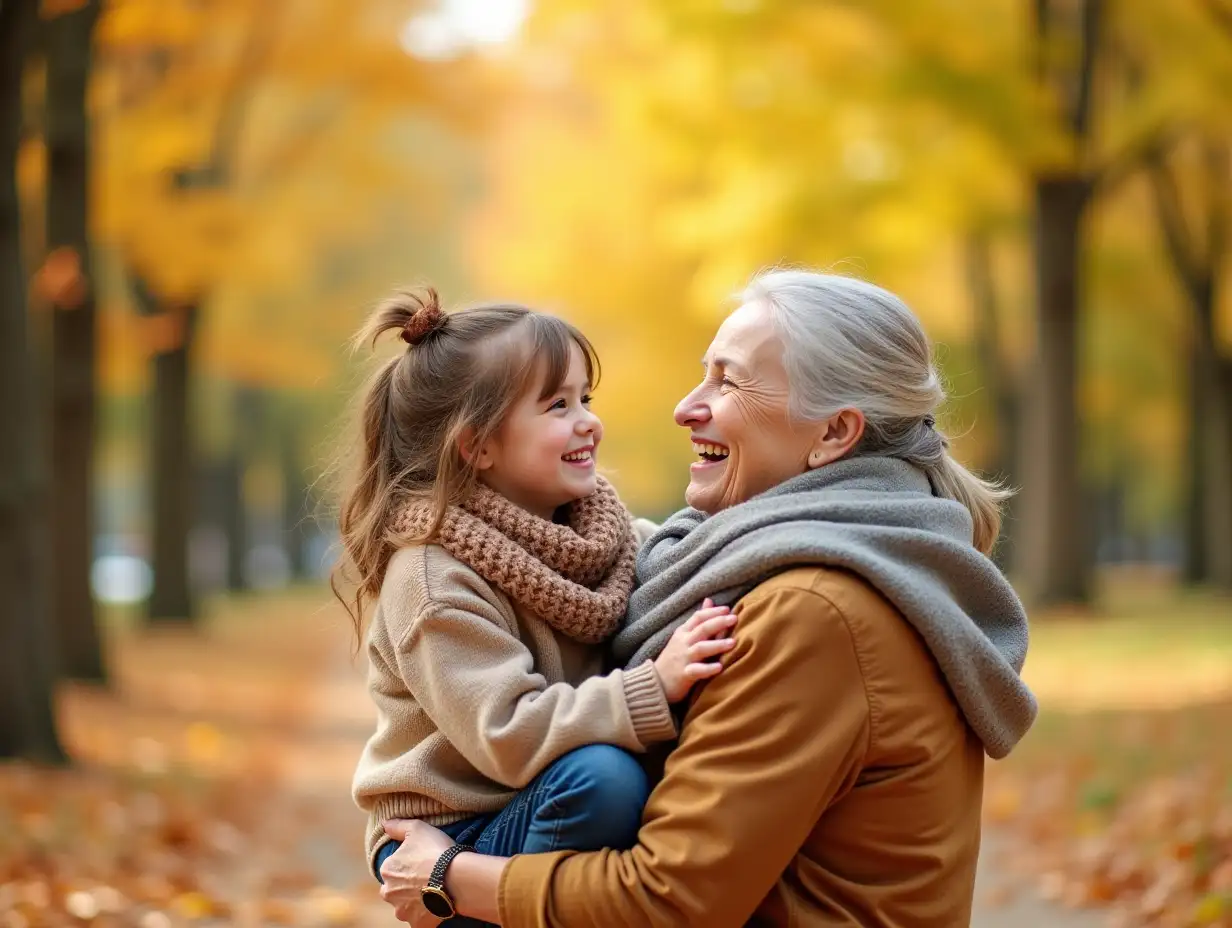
top-left (720, 377), bottom-right (737, 389)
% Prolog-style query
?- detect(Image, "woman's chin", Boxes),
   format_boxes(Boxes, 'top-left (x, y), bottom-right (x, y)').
top-left (564, 472), bottom-right (598, 499)
top-left (684, 482), bottom-right (720, 515)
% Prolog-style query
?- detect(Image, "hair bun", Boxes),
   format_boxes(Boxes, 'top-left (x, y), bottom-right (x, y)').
top-left (401, 289), bottom-right (447, 346)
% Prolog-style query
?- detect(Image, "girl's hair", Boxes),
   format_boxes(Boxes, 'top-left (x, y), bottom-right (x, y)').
top-left (331, 287), bottom-right (600, 642)
top-left (742, 269), bottom-right (1013, 556)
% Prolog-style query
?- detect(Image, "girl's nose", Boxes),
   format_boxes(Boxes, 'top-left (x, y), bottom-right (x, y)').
top-left (577, 407), bottom-right (601, 436)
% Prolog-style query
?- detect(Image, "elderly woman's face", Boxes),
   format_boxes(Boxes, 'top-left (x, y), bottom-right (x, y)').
top-left (674, 301), bottom-right (823, 514)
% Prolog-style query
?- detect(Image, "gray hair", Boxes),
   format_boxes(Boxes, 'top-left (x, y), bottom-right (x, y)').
top-left (741, 269), bottom-right (1011, 555)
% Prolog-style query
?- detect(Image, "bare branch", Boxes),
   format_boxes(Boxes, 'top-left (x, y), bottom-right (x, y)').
top-left (1033, 0), bottom-right (1052, 85)
top-left (964, 229), bottom-right (1020, 481)
top-left (1201, 0), bottom-right (1232, 39)
top-left (253, 102), bottom-right (342, 187)
top-left (1148, 150), bottom-right (1207, 312)
top-left (1071, 0), bottom-right (1103, 141)
top-left (209, 3), bottom-right (284, 181)
top-left (1092, 123), bottom-right (1180, 195)
top-left (1203, 140), bottom-right (1230, 270)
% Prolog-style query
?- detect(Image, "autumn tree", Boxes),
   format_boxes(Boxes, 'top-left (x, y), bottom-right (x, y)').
top-left (839, 0), bottom-right (1180, 601)
top-left (964, 229), bottom-right (1024, 569)
top-left (45, 0), bottom-right (107, 680)
top-left (279, 399), bottom-right (314, 581)
top-left (465, 0), bottom-right (1227, 598)
top-left (0, 0), bottom-right (67, 762)
top-left (93, 0), bottom-right (488, 619)
top-left (466, 4), bottom-right (1032, 516)
top-left (1130, 1), bottom-right (1232, 588)
top-left (98, 0), bottom-right (280, 622)
top-left (1012, 0), bottom-right (1105, 604)
top-left (1148, 141), bottom-right (1232, 587)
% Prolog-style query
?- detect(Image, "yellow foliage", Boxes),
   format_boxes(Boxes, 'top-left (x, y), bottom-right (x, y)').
top-left (41, 0), bottom-right (90, 17)
top-left (98, 309), bottom-right (147, 394)
top-left (89, 0), bottom-right (482, 392)
top-left (96, 0), bottom-right (206, 49)
top-left (16, 138), bottom-right (45, 202)
top-left (63, 0), bottom-right (1227, 525)
top-left (170, 891), bottom-right (216, 920)
top-left (456, 0), bottom-right (1226, 518)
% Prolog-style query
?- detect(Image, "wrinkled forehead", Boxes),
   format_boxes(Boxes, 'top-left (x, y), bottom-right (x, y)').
top-left (706, 300), bottom-right (786, 379)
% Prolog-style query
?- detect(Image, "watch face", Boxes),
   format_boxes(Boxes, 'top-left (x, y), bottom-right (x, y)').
top-left (422, 887), bottom-right (456, 919)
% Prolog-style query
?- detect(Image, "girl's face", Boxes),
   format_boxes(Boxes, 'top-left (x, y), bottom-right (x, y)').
top-left (474, 341), bottom-right (603, 519)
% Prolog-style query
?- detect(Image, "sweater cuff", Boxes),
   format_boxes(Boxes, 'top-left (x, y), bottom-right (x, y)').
top-left (498, 851), bottom-right (574, 928)
top-left (621, 660), bottom-right (677, 746)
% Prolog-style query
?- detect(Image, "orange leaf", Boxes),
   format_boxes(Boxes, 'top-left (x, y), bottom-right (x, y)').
top-left (41, 0), bottom-right (89, 18)
top-left (32, 247), bottom-right (87, 309)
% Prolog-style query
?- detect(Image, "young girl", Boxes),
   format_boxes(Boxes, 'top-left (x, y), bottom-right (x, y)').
top-left (340, 289), bottom-right (736, 917)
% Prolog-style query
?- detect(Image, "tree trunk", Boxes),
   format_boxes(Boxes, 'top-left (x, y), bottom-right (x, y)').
top-left (1146, 145), bottom-right (1231, 588)
top-left (1018, 176), bottom-right (1094, 605)
top-left (47, 0), bottom-right (105, 682)
top-left (280, 420), bottom-right (312, 580)
top-left (147, 305), bottom-right (200, 623)
top-left (220, 384), bottom-right (264, 591)
top-left (965, 231), bottom-right (1022, 572)
top-left (1205, 349), bottom-right (1232, 587)
top-left (196, 454), bottom-right (245, 592)
top-left (1221, 357), bottom-right (1232, 583)
top-left (1182, 342), bottom-right (1210, 583)
top-left (0, 0), bottom-right (68, 762)
top-left (220, 454), bottom-right (247, 591)
top-left (1181, 275), bottom-right (1232, 588)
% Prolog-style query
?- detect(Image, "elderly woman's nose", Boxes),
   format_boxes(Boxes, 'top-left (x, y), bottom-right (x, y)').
top-left (675, 388), bottom-right (711, 427)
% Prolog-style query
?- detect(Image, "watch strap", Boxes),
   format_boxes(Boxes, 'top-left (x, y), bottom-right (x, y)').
top-left (427, 842), bottom-right (476, 890)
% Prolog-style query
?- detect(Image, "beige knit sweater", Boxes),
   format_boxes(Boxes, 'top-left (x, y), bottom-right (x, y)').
top-left (351, 522), bottom-right (674, 871)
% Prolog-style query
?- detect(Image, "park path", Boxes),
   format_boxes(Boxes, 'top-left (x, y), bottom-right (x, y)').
top-left (972, 832), bottom-right (1105, 928)
top-left (272, 612), bottom-right (1105, 927)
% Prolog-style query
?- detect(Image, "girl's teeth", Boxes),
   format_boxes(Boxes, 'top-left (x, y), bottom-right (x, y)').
top-left (564, 450), bottom-right (592, 462)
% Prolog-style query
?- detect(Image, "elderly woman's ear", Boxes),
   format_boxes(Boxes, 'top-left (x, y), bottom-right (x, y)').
top-left (806, 408), bottom-right (865, 469)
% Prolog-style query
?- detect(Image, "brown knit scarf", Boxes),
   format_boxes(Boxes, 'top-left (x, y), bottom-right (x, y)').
top-left (391, 476), bottom-right (637, 644)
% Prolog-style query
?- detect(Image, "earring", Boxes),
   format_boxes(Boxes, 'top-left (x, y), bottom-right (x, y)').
top-left (808, 451), bottom-right (824, 468)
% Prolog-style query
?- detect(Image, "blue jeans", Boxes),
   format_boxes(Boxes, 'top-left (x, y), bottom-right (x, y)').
top-left (376, 745), bottom-right (649, 926)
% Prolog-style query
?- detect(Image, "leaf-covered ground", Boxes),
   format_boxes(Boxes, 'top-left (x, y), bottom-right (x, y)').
top-left (1, 590), bottom-right (380, 928)
top-left (2, 578), bottom-right (1229, 927)
top-left (982, 575), bottom-right (1232, 928)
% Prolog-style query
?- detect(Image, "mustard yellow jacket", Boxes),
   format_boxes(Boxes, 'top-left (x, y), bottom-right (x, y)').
top-left (498, 565), bottom-right (985, 927)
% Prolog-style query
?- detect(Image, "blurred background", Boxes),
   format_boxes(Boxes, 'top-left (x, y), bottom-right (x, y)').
top-left (1, 0), bottom-right (1230, 925)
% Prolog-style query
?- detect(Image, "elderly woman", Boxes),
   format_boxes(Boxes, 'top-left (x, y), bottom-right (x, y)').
top-left (378, 270), bottom-right (1037, 927)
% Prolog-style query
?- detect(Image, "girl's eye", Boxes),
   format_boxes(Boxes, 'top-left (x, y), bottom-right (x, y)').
top-left (581, 394), bottom-right (593, 406)
top-left (549, 398), bottom-right (567, 411)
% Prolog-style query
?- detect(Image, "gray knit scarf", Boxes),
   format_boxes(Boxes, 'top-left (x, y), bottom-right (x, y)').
top-left (612, 455), bottom-right (1037, 759)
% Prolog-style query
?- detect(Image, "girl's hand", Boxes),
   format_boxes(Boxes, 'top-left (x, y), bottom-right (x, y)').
top-left (652, 598), bottom-right (737, 703)
top-left (380, 819), bottom-right (456, 927)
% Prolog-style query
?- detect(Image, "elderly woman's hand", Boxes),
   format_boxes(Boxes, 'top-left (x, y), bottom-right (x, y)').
top-left (379, 819), bottom-right (457, 926)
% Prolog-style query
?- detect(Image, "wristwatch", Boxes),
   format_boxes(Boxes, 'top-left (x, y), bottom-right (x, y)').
top-left (421, 843), bottom-right (476, 919)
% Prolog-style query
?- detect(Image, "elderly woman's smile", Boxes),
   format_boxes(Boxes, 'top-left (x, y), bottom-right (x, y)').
top-left (676, 300), bottom-right (835, 514)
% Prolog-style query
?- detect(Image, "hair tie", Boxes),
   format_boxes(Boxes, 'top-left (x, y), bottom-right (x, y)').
top-left (401, 290), bottom-right (447, 346)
